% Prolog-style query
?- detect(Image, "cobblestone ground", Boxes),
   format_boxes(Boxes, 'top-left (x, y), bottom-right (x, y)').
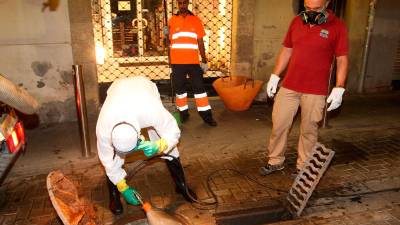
top-left (0, 93), bottom-right (399, 225)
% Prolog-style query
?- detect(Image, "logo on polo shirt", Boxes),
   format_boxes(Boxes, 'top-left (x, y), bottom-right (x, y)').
top-left (320, 29), bottom-right (329, 39)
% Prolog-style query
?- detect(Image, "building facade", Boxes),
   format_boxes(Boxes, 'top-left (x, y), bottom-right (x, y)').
top-left (0, 0), bottom-right (398, 124)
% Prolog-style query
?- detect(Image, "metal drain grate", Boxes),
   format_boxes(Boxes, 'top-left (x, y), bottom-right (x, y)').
top-left (287, 142), bottom-right (335, 217)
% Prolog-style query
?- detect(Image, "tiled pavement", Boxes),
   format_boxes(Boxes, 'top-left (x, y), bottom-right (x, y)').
top-left (0, 92), bottom-right (399, 225)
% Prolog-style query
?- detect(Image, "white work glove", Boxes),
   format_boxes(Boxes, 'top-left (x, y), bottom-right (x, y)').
top-left (200, 62), bottom-right (208, 73)
top-left (163, 26), bottom-right (169, 36)
top-left (266, 74), bottom-right (280, 98)
top-left (326, 87), bottom-right (345, 111)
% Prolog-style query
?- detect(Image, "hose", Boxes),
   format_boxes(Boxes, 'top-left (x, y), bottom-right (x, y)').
top-left (0, 74), bottom-right (39, 114)
top-left (126, 154), bottom-right (287, 210)
top-left (126, 154), bottom-right (400, 214)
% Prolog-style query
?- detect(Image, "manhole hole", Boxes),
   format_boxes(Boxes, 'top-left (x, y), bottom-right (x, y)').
top-left (214, 202), bottom-right (291, 225)
top-left (119, 219), bottom-right (149, 225)
top-left (113, 212), bottom-right (191, 225)
top-left (113, 214), bottom-right (148, 225)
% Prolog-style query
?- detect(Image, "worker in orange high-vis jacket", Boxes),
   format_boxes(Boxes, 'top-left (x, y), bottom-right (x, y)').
top-left (167, 0), bottom-right (217, 127)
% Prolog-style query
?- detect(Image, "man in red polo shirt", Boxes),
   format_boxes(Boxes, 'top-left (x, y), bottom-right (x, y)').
top-left (168, 0), bottom-right (217, 126)
top-left (260, 0), bottom-right (349, 175)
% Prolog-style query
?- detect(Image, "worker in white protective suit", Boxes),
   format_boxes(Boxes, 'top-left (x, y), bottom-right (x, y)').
top-left (96, 76), bottom-right (197, 215)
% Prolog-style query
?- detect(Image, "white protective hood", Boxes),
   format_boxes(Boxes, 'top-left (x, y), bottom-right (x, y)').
top-left (96, 76), bottom-right (180, 184)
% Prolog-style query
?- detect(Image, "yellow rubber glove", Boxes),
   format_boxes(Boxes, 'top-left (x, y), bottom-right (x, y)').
top-left (136, 138), bottom-right (168, 157)
top-left (156, 138), bottom-right (168, 153)
top-left (116, 179), bottom-right (129, 192)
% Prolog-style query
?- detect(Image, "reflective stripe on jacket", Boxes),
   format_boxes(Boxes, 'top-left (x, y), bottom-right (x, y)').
top-left (169, 14), bottom-right (206, 64)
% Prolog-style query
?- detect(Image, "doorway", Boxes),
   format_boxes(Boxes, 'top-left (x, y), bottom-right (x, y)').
top-left (92, 0), bottom-right (234, 83)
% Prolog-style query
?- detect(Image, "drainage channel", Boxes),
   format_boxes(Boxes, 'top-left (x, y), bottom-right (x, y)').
top-left (215, 143), bottom-right (335, 225)
top-left (113, 212), bottom-right (148, 225)
top-left (113, 211), bottom-right (192, 225)
top-left (214, 201), bottom-right (292, 225)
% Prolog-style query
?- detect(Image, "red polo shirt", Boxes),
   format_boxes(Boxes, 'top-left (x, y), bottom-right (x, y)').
top-left (282, 11), bottom-right (348, 95)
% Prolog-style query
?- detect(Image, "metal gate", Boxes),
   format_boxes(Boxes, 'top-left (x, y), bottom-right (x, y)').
top-left (91, 0), bottom-right (233, 83)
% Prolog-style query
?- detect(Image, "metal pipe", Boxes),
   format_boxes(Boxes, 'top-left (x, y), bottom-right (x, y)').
top-left (322, 60), bottom-right (335, 129)
top-left (72, 65), bottom-right (91, 158)
top-left (163, 0), bottom-right (175, 103)
top-left (358, 0), bottom-right (378, 93)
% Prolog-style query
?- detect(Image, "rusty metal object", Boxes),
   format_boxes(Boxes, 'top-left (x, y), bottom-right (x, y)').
top-left (46, 170), bottom-right (102, 225)
top-left (72, 65), bottom-right (92, 158)
top-left (287, 143), bottom-right (335, 217)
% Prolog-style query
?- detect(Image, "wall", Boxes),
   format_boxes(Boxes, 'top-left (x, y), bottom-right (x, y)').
top-left (0, 0), bottom-right (99, 126)
top-left (230, 0), bottom-right (256, 77)
top-left (343, 0), bottom-right (369, 93)
top-left (252, 0), bottom-right (296, 81)
top-left (231, 0), bottom-right (294, 80)
top-left (1, 0), bottom-right (396, 126)
top-left (230, 0), bottom-right (380, 96)
top-left (363, 0), bottom-right (400, 92)
top-left (230, 0), bottom-right (293, 101)
top-left (0, 0), bottom-right (75, 124)
top-left (68, 0), bottom-right (99, 124)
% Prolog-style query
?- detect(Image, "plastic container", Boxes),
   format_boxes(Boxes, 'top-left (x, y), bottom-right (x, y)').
top-left (212, 76), bottom-right (264, 111)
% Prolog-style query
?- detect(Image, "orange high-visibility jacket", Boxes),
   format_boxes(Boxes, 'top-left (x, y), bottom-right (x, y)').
top-left (168, 14), bottom-right (206, 64)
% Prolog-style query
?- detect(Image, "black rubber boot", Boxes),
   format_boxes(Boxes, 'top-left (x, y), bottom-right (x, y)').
top-left (165, 157), bottom-right (197, 203)
top-left (179, 109), bottom-right (190, 123)
top-left (107, 177), bottom-right (123, 215)
top-left (199, 110), bottom-right (217, 126)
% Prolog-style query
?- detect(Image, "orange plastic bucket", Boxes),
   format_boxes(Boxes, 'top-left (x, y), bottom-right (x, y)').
top-left (212, 76), bottom-right (264, 111)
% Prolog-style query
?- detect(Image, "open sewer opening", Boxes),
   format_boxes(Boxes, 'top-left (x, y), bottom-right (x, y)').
top-left (112, 204), bottom-right (293, 225)
top-left (214, 203), bottom-right (293, 225)
top-left (113, 213), bottom-right (148, 225)
top-left (119, 219), bottom-right (148, 225)
top-left (113, 206), bottom-right (293, 225)
top-left (113, 211), bottom-right (192, 225)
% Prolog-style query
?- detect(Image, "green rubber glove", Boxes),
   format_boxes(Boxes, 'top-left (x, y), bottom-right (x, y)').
top-left (136, 139), bottom-right (168, 157)
top-left (121, 188), bottom-right (140, 205)
top-left (116, 179), bottom-right (140, 205)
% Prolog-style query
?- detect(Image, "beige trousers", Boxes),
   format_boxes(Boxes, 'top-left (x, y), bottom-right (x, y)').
top-left (267, 88), bottom-right (326, 169)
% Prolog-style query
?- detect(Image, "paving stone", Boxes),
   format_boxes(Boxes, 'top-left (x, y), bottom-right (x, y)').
top-left (43, 198), bottom-right (56, 215)
top-left (0, 214), bottom-right (16, 225)
top-left (311, 217), bottom-right (353, 225)
top-left (28, 198), bottom-right (47, 218)
top-left (2, 95), bottom-right (400, 224)
top-left (275, 219), bottom-right (314, 225)
top-left (14, 201), bottom-right (32, 221)
top-left (50, 217), bottom-right (63, 225)
top-left (0, 203), bottom-right (17, 215)
top-left (231, 189), bottom-right (251, 201)
top-left (26, 215), bottom-right (55, 225)
top-left (215, 182), bottom-right (238, 191)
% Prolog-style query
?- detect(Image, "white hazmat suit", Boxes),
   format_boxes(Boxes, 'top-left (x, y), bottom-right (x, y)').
top-left (96, 76), bottom-right (180, 185)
